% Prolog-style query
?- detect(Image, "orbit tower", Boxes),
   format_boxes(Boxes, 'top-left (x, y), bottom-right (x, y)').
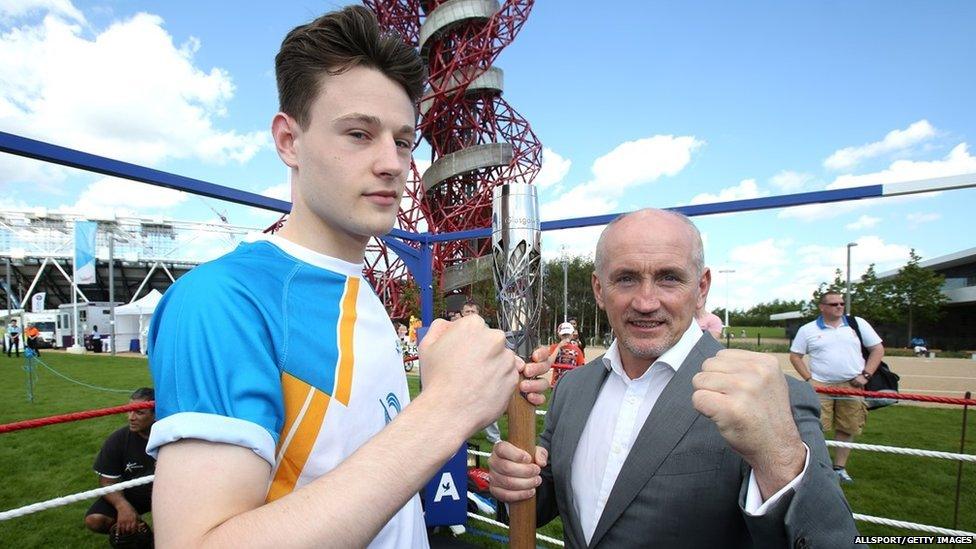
top-left (362, 0), bottom-right (542, 318)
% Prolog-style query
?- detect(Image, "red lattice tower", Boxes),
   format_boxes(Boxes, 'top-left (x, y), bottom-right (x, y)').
top-left (363, 0), bottom-right (542, 318)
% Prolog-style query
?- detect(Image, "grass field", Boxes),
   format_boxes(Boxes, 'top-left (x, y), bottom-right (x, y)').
top-left (0, 352), bottom-right (973, 548)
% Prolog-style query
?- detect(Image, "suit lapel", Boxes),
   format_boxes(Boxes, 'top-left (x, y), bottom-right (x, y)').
top-left (557, 358), bottom-right (610, 546)
top-left (588, 336), bottom-right (714, 547)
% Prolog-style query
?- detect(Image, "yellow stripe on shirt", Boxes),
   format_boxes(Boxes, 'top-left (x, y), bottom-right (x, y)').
top-left (333, 277), bottom-right (358, 406)
top-left (266, 372), bottom-right (331, 503)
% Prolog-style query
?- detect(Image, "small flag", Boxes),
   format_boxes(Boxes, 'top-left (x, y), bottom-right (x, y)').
top-left (74, 221), bottom-right (97, 285)
top-left (31, 292), bottom-right (45, 313)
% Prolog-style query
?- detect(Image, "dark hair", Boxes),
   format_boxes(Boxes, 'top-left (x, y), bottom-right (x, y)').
top-left (275, 5), bottom-right (425, 129)
top-left (131, 387), bottom-right (155, 402)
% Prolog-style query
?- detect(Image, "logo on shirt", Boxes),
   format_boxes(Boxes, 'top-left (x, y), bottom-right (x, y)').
top-left (124, 461), bottom-right (144, 474)
top-left (380, 392), bottom-right (402, 424)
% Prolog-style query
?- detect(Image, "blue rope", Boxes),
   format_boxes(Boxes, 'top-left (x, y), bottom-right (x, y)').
top-left (28, 353), bottom-right (133, 394)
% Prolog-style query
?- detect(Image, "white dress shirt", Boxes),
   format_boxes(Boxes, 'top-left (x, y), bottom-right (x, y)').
top-left (570, 322), bottom-right (809, 544)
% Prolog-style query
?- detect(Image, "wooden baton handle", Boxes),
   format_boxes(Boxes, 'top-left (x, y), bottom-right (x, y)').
top-left (506, 383), bottom-right (536, 548)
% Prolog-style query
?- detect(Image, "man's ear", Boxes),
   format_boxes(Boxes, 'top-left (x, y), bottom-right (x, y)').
top-left (271, 112), bottom-right (300, 169)
top-left (592, 272), bottom-right (605, 310)
top-left (698, 267), bottom-right (712, 310)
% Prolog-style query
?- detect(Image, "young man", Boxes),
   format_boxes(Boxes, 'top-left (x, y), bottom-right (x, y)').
top-left (147, 7), bottom-right (549, 548)
top-left (85, 388), bottom-right (156, 544)
top-left (790, 291), bottom-right (884, 483)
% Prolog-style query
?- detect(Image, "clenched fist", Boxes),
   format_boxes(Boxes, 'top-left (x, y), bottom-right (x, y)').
top-left (691, 349), bottom-right (806, 498)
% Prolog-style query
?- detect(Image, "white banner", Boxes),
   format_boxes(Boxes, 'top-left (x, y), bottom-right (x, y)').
top-left (31, 292), bottom-right (45, 313)
top-left (74, 221), bottom-right (97, 285)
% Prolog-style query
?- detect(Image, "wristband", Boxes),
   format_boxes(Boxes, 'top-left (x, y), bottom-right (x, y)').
top-left (860, 370), bottom-right (872, 380)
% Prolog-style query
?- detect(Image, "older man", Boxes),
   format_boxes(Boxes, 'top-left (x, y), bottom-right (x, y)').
top-left (489, 209), bottom-right (861, 548)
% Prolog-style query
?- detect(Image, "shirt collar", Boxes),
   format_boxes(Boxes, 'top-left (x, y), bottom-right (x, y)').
top-left (602, 321), bottom-right (704, 381)
top-left (815, 315), bottom-right (849, 329)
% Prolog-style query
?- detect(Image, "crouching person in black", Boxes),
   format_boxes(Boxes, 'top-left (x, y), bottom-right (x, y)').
top-left (84, 388), bottom-right (155, 547)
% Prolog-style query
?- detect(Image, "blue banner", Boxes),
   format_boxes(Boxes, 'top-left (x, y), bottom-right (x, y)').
top-left (74, 221), bottom-right (97, 285)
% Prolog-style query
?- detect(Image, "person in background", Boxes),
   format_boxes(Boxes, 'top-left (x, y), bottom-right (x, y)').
top-left (696, 305), bottom-right (724, 340)
top-left (789, 291), bottom-right (884, 483)
top-left (568, 316), bottom-right (586, 353)
top-left (7, 319), bottom-right (20, 358)
top-left (548, 322), bottom-right (585, 387)
top-left (91, 325), bottom-right (103, 353)
top-left (25, 323), bottom-right (41, 356)
top-left (85, 388), bottom-right (156, 546)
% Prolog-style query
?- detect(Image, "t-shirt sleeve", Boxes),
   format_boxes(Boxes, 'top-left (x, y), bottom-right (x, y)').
top-left (146, 268), bottom-right (284, 466)
top-left (855, 317), bottom-right (883, 348)
top-left (93, 429), bottom-right (124, 478)
top-left (789, 325), bottom-right (808, 354)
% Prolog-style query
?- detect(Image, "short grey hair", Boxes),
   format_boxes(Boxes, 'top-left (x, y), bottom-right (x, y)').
top-left (594, 208), bottom-right (705, 277)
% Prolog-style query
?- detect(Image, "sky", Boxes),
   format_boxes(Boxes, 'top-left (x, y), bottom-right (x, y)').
top-left (1, 0), bottom-right (974, 312)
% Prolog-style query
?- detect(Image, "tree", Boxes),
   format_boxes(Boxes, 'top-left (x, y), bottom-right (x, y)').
top-left (850, 264), bottom-right (897, 323)
top-left (889, 249), bottom-right (947, 342)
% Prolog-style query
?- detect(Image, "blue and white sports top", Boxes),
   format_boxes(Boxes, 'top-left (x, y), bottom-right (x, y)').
top-left (147, 234), bottom-right (427, 548)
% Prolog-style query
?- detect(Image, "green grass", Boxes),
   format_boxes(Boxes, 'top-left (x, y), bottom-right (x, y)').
top-left (726, 326), bottom-right (787, 339)
top-left (1, 353), bottom-right (973, 548)
top-left (0, 352), bottom-right (153, 548)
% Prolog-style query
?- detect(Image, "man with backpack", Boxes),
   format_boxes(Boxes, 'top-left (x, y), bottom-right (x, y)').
top-left (789, 291), bottom-right (885, 483)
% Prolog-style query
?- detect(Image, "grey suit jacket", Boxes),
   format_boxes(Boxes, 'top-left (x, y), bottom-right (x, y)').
top-left (536, 334), bottom-right (863, 548)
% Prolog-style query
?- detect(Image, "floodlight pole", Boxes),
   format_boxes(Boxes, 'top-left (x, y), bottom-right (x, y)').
top-left (719, 269), bottom-right (735, 329)
top-left (561, 246), bottom-right (568, 323)
top-left (109, 236), bottom-right (116, 356)
top-left (846, 242), bottom-right (858, 315)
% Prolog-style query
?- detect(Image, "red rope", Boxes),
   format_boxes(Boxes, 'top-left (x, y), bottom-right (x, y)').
top-left (0, 401), bottom-right (155, 434)
top-left (816, 387), bottom-right (976, 406)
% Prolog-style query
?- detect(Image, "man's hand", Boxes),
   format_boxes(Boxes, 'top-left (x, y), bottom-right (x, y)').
top-left (850, 374), bottom-right (868, 389)
top-left (114, 502), bottom-right (139, 534)
top-left (488, 441), bottom-right (547, 502)
top-left (692, 349), bottom-right (806, 498)
top-left (419, 316), bottom-right (519, 437)
top-left (520, 346), bottom-right (553, 406)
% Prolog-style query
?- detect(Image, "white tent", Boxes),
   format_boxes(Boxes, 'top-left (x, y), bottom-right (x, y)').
top-left (114, 289), bottom-right (163, 354)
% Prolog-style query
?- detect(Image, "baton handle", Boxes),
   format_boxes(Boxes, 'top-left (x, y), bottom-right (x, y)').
top-left (506, 382), bottom-right (537, 548)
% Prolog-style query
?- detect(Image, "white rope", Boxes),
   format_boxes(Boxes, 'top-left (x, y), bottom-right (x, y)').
top-left (0, 475), bottom-right (154, 521)
top-left (826, 441), bottom-right (976, 462)
top-left (853, 513), bottom-right (976, 537)
top-left (467, 512), bottom-right (565, 546)
top-left (469, 449), bottom-right (492, 458)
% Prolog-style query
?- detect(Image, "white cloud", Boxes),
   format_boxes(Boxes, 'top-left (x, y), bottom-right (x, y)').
top-left (719, 235), bottom-right (914, 310)
top-left (534, 147), bottom-right (571, 189)
top-left (591, 135), bottom-right (703, 192)
top-left (779, 142), bottom-right (976, 221)
top-left (845, 215), bottom-right (881, 230)
top-left (0, 0), bottom-right (85, 24)
top-left (906, 212), bottom-right (941, 226)
top-left (541, 135), bottom-right (703, 221)
top-left (55, 176), bottom-right (187, 218)
top-left (0, 6), bottom-right (267, 175)
top-left (769, 170), bottom-right (813, 192)
top-left (689, 179), bottom-right (767, 205)
top-left (728, 238), bottom-right (788, 267)
top-left (824, 119), bottom-right (936, 171)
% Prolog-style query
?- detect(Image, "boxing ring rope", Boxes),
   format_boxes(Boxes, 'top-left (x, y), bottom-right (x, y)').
top-left (0, 476), bottom-right (154, 521)
top-left (2, 394), bottom-right (975, 540)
